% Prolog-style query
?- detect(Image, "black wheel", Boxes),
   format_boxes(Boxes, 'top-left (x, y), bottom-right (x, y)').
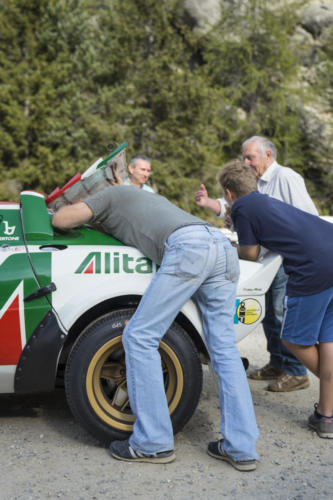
top-left (65, 308), bottom-right (203, 445)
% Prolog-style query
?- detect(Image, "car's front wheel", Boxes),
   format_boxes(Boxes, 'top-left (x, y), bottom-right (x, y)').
top-left (65, 308), bottom-right (203, 445)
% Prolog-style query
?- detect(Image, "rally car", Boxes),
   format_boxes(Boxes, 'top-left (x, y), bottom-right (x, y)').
top-left (0, 187), bottom-right (284, 445)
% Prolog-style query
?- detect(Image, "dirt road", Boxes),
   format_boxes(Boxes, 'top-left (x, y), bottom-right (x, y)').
top-left (0, 326), bottom-right (332, 500)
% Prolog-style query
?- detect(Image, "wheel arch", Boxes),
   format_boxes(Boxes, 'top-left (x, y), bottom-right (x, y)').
top-left (58, 295), bottom-right (209, 373)
top-left (15, 310), bottom-right (66, 393)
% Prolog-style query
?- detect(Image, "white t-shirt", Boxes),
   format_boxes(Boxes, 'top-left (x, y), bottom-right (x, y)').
top-left (124, 179), bottom-right (155, 193)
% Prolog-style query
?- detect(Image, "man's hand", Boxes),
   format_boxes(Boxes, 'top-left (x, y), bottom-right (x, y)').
top-left (110, 164), bottom-right (124, 186)
top-left (194, 184), bottom-right (209, 206)
top-left (194, 184), bottom-right (222, 216)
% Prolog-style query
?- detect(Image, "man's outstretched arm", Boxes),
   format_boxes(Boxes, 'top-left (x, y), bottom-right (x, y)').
top-left (52, 202), bottom-right (93, 230)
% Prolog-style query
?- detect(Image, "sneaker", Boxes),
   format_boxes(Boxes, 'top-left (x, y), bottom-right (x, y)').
top-left (267, 373), bottom-right (310, 392)
top-left (308, 404), bottom-right (333, 439)
top-left (109, 439), bottom-right (176, 463)
top-left (248, 364), bottom-right (283, 380)
top-left (207, 439), bottom-right (257, 471)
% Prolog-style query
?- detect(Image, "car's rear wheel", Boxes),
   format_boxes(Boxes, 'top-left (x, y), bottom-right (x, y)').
top-left (65, 308), bottom-right (203, 445)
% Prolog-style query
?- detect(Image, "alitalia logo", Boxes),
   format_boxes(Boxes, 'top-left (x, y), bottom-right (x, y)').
top-left (75, 252), bottom-right (154, 274)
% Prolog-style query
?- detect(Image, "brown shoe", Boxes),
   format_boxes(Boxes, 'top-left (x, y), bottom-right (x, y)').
top-left (248, 364), bottom-right (283, 380)
top-left (267, 374), bottom-right (310, 392)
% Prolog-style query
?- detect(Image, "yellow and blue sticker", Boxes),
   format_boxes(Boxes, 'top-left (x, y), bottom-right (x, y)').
top-left (235, 298), bottom-right (262, 325)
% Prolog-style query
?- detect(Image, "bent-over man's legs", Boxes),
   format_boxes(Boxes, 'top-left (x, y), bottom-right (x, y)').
top-left (122, 225), bottom-right (216, 454)
top-left (121, 225), bottom-right (258, 458)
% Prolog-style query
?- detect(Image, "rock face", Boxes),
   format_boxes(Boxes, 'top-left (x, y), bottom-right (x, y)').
top-left (300, 0), bottom-right (333, 37)
top-left (183, 0), bottom-right (333, 35)
top-left (183, 0), bottom-right (222, 33)
top-left (296, 2), bottom-right (333, 185)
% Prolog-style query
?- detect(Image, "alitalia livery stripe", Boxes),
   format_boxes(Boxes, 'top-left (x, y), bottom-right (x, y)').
top-left (0, 281), bottom-right (26, 365)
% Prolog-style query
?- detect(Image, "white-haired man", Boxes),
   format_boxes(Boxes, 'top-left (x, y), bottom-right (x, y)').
top-left (195, 136), bottom-right (318, 392)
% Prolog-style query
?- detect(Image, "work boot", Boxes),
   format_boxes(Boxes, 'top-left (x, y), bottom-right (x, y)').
top-left (248, 364), bottom-right (283, 380)
top-left (267, 373), bottom-right (310, 392)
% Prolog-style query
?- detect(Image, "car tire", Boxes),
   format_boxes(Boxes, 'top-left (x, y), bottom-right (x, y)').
top-left (65, 308), bottom-right (203, 445)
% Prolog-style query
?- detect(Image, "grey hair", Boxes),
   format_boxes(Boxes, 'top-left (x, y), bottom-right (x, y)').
top-left (129, 154), bottom-right (151, 167)
top-left (242, 136), bottom-right (277, 160)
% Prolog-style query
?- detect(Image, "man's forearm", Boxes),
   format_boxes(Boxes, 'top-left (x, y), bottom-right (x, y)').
top-left (204, 198), bottom-right (223, 216)
top-left (52, 202), bottom-right (93, 229)
top-left (237, 244), bottom-right (260, 261)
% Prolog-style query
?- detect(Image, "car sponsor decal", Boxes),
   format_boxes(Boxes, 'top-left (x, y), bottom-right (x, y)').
top-left (0, 253), bottom-right (52, 354)
top-left (0, 207), bottom-right (25, 245)
top-left (75, 252), bottom-right (153, 274)
top-left (0, 282), bottom-right (25, 365)
top-left (234, 298), bottom-right (262, 325)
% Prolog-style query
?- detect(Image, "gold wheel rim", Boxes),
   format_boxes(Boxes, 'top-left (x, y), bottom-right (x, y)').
top-left (86, 336), bottom-right (184, 432)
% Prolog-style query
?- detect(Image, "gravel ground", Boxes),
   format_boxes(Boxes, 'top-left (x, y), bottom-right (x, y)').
top-left (0, 325), bottom-right (332, 500)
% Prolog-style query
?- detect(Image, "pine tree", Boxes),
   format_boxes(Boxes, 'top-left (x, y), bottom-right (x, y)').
top-left (0, 0), bottom-right (111, 199)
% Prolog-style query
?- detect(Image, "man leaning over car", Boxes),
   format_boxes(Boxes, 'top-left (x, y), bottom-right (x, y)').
top-left (52, 184), bottom-right (259, 471)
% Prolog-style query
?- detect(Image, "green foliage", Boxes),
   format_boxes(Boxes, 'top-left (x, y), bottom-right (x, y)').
top-left (0, 0), bottom-right (331, 213)
top-left (308, 25), bottom-right (333, 212)
top-left (93, 0), bottom-right (230, 212)
top-left (0, 0), bottom-right (112, 197)
top-left (202, 1), bottom-right (303, 160)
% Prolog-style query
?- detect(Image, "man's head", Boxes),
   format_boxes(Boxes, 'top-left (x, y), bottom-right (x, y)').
top-left (218, 159), bottom-right (257, 205)
top-left (128, 154), bottom-right (151, 188)
top-left (242, 136), bottom-right (276, 178)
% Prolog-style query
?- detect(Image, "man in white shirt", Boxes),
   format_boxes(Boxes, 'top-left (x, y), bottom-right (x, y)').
top-left (242, 137), bottom-right (317, 213)
top-left (195, 136), bottom-right (318, 392)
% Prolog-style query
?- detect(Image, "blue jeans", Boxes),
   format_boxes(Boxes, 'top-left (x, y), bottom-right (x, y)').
top-left (122, 224), bottom-right (259, 460)
top-left (263, 265), bottom-right (307, 376)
